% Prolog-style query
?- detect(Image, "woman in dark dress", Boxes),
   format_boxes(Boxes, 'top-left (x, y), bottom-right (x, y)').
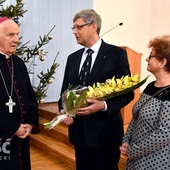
top-left (120, 35), bottom-right (170, 170)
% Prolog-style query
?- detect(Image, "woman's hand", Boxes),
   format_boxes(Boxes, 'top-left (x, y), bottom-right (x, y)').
top-left (120, 142), bottom-right (129, 158)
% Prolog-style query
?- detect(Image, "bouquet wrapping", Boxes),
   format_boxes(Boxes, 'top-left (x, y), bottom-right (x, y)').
top-left (44, 74), bottom-right (148, 130)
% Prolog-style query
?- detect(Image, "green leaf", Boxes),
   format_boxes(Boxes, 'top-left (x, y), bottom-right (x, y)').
top-left (64, 91), bottom-right (76, 113)
top-left (75, 90), bottom-right (87, 107)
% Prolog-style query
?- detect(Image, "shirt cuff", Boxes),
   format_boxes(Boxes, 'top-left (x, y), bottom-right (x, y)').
top-left (102, 101), bottom-right (107, 111)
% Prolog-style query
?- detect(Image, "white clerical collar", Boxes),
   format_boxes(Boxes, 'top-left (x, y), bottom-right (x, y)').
top-left (0, 51), bottom-right (10, 59)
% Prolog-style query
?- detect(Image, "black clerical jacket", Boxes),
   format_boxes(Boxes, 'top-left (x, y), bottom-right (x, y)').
top-left (0, 54), bottom-right (39, 170)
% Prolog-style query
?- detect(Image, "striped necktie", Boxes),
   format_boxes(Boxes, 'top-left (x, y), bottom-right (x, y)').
top-left (79, 49), bottom-right (94, 86)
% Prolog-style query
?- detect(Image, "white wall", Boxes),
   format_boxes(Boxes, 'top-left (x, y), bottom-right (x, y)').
top-left (94, 0), bottom-right (170, 91)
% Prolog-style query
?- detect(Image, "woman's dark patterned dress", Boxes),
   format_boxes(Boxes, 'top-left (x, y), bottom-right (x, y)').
top-left (123, 81), bottom-right (170, 170)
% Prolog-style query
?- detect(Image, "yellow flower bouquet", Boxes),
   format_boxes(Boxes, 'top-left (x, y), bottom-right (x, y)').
top-left (44, 74), bottom-right (148, 130)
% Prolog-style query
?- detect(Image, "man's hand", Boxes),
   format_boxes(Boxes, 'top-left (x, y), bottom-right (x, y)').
top-left (76, 99), bottom-right (105, 116)
top-left (62, 117), bottom-right (74, 125)
top-left (60, 109), bottom-right (74, 125)
top-left (15, 124), bottom-right (33, 139)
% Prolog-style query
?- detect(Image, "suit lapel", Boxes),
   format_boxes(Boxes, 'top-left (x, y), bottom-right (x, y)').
top-left (72, 49), bottom-right (85, 83)
top-left (90, 41), bottom-right (109, 79)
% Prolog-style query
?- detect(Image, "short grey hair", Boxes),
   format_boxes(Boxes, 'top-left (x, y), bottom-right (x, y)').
top-left (73, 9), bottom-right (102, 34)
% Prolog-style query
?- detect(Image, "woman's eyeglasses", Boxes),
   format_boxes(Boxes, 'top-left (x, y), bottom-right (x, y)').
top-left (148, 54), bottom-right (156, 60)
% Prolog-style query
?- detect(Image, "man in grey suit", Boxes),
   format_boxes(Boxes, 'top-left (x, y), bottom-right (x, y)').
top-left (58, 9), bottom-right (134, 170)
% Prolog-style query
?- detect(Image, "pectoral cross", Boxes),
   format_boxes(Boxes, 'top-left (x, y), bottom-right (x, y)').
top-left (6, 97), bottom-right (16, 113)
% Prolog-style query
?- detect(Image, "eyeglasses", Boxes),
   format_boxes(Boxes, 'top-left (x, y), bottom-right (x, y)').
top-left (71, 23), bottom-right (92, 31)
top-left (148, 54), bottom-right (156, 60)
